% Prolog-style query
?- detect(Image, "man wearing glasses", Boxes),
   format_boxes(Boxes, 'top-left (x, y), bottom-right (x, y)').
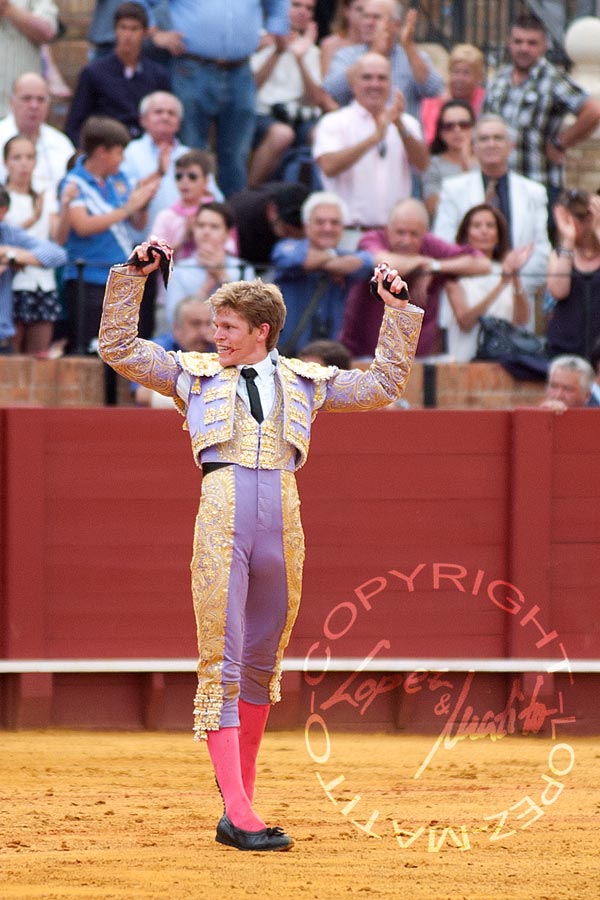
top-left (433, 114), bottom-right (551, 327)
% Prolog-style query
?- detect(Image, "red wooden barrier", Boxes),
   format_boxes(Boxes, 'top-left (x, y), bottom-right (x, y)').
top-left (1, 407), bottom-right (598, 732)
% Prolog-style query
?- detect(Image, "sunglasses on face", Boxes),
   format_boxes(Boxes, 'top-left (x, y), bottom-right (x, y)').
top-left (175, 171), bottom-right (201, 181)
top-left (440, 120), bottom-right (472, 132)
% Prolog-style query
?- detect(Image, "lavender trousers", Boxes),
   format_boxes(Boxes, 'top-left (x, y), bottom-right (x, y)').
top-left (191, 464), bottom-right (304, 739)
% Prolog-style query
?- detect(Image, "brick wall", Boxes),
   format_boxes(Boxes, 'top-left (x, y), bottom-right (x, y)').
top-left (0, 356), bottom-right (546, 409)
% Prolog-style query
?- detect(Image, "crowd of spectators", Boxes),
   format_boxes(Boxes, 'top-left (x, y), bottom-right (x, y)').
top-left (0, 0), bottom-right (599, 410)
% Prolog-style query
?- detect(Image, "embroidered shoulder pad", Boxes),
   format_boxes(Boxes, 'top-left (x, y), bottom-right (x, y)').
top-left (280, 356), bottom-right (336, 382)
top-left (177, 351), bottom-right (222, 377)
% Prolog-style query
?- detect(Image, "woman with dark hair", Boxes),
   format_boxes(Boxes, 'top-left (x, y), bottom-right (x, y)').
top-left (445, 203), bottom-right (532, 361)
top-left (545, 189), bottom-right (600, 359)
top-left (422, 99), bottom-right (477, 219)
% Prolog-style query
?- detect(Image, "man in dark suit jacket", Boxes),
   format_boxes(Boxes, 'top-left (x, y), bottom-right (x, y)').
top-left (66, 1), bottom-right (170, 146)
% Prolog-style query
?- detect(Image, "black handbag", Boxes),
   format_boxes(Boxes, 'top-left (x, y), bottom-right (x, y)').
top-left (476, 315), bottom-right (547, 360)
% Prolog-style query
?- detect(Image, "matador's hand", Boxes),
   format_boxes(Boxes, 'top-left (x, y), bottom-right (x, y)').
top-left (370, 262), bottom-right (410, 308)
top-left (126, 237), bottom-right (173, 286)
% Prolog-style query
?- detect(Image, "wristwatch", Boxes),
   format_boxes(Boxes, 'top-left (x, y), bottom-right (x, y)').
top-left (429, 259), bottom-right (441, 274)
top-left (2, 250), bottom-right (17, 266)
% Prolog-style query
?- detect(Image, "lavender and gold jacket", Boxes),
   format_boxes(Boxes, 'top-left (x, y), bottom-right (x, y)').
top-left (99, 266), bottom-right (423, 471)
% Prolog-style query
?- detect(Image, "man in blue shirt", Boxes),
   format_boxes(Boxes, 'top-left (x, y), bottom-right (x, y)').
top-left (271, 190), bottom-right (374, 354)
top-left (0, 186), bottom-right (67, 353)
top-left (169, 0), bottom-right (290, 197)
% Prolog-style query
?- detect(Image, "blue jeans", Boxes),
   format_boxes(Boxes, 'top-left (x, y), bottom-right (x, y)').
top-left (172, 58), bottom-right (256, 197)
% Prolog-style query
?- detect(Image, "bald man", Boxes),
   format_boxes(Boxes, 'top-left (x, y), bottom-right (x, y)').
top-left (0, 73), bottom-right (75, 193)
top-left (340, 197), bottom-right (491, 357)
top-left (313, 52), bottom-right (428, 245)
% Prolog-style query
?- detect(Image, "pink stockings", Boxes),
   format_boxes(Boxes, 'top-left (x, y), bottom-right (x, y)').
top-left (206, 701), bottom-right (270, 830)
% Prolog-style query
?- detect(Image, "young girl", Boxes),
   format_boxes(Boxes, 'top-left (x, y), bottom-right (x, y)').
top-left (3, 134), bottom-right (61, 354)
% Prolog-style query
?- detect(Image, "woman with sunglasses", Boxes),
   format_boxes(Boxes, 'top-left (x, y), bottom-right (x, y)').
top-left (545, 189), bottom-right (600, 359)
top-left (422, 99), bottom-right (477, 220)
top-left (445, 203), bottom-right (532, 362)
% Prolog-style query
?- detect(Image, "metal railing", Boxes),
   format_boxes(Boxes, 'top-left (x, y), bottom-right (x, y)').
top-left (414, 0), bottom-right (597, 69)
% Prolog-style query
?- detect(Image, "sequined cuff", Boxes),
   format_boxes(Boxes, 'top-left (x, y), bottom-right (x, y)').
top-left (99, 266), bottom-right (181, 399)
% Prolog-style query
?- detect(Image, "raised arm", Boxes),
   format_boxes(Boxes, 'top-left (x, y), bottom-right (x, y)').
top-left (98, 244), bottom-right (182, 399)
top-left (322, 266), bottom-right (423, 410)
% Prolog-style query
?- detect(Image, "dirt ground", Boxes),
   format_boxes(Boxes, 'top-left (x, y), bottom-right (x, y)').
top-left (1, 729), bottom-right (599, 900)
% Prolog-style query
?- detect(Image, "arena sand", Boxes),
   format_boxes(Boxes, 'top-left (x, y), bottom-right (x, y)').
top-left (1, 730), bottom-right (599, 900)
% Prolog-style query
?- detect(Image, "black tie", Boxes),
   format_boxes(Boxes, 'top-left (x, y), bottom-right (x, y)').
top-left (241, 368), bottom-right (264, 423)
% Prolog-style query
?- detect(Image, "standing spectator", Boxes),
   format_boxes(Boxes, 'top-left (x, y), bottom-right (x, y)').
top-left (313, 52), bottom-right (428, 245)
top-left (339, 197), bottom-right (491, 358)
top-left (0, 72), bottom-right (75, 194)
top-left (3, 134), bottom-right (61, 354)
top-left (545, 189), bottom-right (600, 360)
top-left (272, 190), bottom-right (375, 354)
top-left (248, 0), bottom-right (336, 188)
top-left (320, 0), bottom-right (366, 76)
top-left (483, 13), bottom-right (600, 210)
top-left (421, 99), bottom-right (477, 221)
top-left (0, 0), bottom-right (58, 117)
top-left (539, 354), bottom-right (597, 412)
top-left (59, 116), bottom-right (158, 355)
top-left (323, 0), bottom-right (444, 119)
top-left (420, 43), bottom-right (485, 146)
top-left (433, 114), bottom-right (550, 326)
top-left (444, 204), bottom-right (532, 362)
top-left (65, 2), bottom-right (171, 147)
top-left (169, 0), bottom-right (290, 197)
top-left (87, 0), bottom-right (185, 62)
top-left (227, 181), bottom-right (309, 268)
top-left (164, 201), bottom-right (254, 326)
top-left (0, 184), bottom-right (66, 354)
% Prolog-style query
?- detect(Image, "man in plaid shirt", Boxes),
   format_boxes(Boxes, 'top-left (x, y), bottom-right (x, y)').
top-left (484, 13), bottom-right (600, 210)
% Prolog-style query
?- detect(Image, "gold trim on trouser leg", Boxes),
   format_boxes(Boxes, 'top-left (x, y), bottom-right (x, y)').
top-left (269, 470), bottom-right (305, 703)
top-left (191, 467), bottom-right (236, 740)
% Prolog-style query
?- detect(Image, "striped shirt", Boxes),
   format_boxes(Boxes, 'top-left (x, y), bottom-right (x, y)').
top-left (484, 58), bottom-right (588, 189)
top-left (0, 0), bottom-right (58, 116)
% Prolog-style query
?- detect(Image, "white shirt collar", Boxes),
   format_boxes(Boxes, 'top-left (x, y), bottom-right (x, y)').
top-left (238, 355), bottom-right (274, 382)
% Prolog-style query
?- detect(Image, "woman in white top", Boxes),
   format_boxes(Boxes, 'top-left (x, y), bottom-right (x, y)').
top-left (445, 203), bottom-right (533, 362)
top-left (3, 134), bottom-right (61, 353)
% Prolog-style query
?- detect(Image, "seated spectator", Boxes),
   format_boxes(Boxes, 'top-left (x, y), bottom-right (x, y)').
top-left (545, 189), bottom-right (600, 360)
top-left (65, 1), bottom-right (170, 147)
top-left (133, 295), bottom-right (215, 407)
top-left (297, 337), bottom-right (352, 367)
top-left (271, 190), bottom-right (375, 354)
top-left (433, 114), bottom-right (550, 328)
top-left (422, 100), bottom-right (477, 220)
top-left (227, 181), bottom-right (309, 270)
top-left (3, 134), bottom-right (62, 354)
top-left (0, 184), bottom-right (67, 355)
top-left (539, 354), bottom-right (597, 413)
top-left (340, 197), bottom-right (491, 358)
top-left (164, 202), bottom-right (254, 326)
top-left (420, 44), bottom-right (485, 146)
top-left (58, 116), bottom-right (159, 355)
top-left (313, 52), bottom-right (429, 247)
top-left (248, 0), bottom-right (336, 188)
top-left (150, 150), bottom-right (216, 262)
top-left (0, 73), bottom-right (75, 194)
top-left (320, 0), bottom-right (366, 76)
top-left (323, 0), bottom-right (444, 119)
top-left (444, 204), bottom-right (533, 362)
top-left (122, 91), bottom-right (222, 244)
